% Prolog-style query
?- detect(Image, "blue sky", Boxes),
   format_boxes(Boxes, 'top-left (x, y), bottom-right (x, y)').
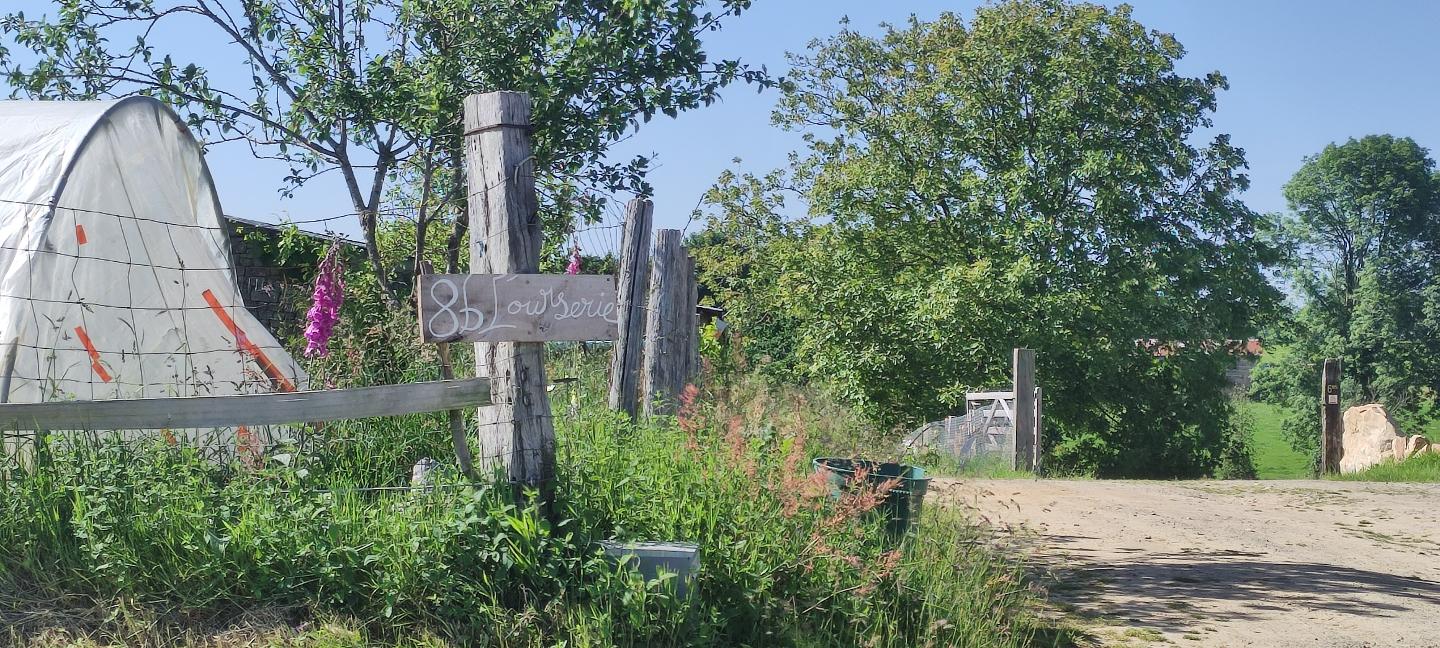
top-left (7, 1), bottom-right (1440, 246)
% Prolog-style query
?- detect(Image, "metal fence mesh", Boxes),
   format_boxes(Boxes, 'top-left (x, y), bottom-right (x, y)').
top-left (900, 392), bottom-right (1016, 465)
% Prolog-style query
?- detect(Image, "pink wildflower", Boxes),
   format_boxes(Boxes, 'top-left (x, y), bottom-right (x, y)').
top-left (303, 241), bottom-right (345, 358)
top-left (677, 384), bottom-right (703, 451)
top-left (565, 243), bottom-right (582, 275)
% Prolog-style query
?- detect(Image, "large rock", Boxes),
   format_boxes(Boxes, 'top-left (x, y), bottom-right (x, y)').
top-left (1340, 404), bottom-right (1403, 473)
top-left (1404, 434), bottom-right (1431, 459)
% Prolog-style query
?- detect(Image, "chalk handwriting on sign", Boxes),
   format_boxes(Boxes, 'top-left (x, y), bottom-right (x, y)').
top-left (417, 274), bottom-right (619, 343)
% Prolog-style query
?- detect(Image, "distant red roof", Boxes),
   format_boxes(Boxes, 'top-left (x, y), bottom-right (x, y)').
top-left (1137, 338), bottom-right (1263, 358)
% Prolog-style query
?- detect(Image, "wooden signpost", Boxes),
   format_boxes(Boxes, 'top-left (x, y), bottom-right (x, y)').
top-left (1321, 358), bottom-right (1342, 474)
top-left (414, 91), bottom-right (698, 496)
top-left (462, 91), bottom-right (553, 491)
top-left (1012, 348), bottom-right (1037, 472)
top-left (417, 273), bottom-right (619, 343)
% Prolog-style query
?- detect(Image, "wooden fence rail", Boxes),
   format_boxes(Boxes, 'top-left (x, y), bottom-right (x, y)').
top-left (0, 379), bottom-right (491, 431)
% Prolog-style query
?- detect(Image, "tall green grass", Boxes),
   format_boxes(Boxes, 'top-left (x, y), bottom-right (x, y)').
top-left (1330, 452), bottom-right (1440, 482)
top-left (1237, 400), bottom-right (1313, 479)
top-left (0, 350), bottom-right (1047, 646)
top-left (908, 452), bottom-right (1034, 479)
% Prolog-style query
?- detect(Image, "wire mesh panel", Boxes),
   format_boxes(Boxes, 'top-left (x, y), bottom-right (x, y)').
top-left (900, 391), bottom-right (1017, 466)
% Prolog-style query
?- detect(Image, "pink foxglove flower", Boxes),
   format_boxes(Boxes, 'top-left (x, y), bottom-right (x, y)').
top-left (565, 243), bottom-right (582, 275)
top-left (303, 241), bottom-right (345, 358)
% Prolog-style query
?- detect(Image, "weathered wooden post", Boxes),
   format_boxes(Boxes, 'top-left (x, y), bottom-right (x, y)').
top-left (642, 230), bottom-right (688, 416)
top-left (1033, 386), bottom-right (1044, 474)
top-left (1321, 358), bottom-right (1342, 474)
top-left (685, 254), bottom-right (700, 381)
top-left (464, 91), bottom-right (555, 489)
top-left (607, 199), bottom-right (653, 418)
top-left (1013, 348), bottom-right (1037, 472)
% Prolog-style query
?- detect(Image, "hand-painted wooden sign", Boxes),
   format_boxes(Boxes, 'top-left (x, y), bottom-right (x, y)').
top-left (417, 274), bottom-right (619, 343)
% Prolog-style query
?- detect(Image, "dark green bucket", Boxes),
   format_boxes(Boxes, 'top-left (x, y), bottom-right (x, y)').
top-left (812, 458), bottom-right (930, 536)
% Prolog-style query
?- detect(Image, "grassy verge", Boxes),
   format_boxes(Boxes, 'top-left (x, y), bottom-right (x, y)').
top-left (1237, 401), bottom-right (1313, 479)
top-left (911, 454), bottom-right (1034, 479)
top-left (0, 358), bottom-right (1052, 647)
top-left (1330, 452), bottom-right (1440, 482)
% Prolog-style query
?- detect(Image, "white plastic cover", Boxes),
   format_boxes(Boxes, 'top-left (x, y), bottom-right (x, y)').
top-left (0, 97), bottom-right (305, 413)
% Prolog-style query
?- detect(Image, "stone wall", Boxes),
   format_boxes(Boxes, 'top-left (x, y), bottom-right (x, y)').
top-left (223, 219), bottom-right (313, 343)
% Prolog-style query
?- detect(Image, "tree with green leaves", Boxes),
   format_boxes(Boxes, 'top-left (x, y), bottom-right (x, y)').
top-left (693, 1), bottom-right (1280, 477)
top-left (1252, 135), bottom-right (1440, 458)
top-left (0, 0), bottom-right (768, 304)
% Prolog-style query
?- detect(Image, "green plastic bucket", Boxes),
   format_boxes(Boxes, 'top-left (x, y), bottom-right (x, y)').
top-left (812, 457), bottom-right (930, 536)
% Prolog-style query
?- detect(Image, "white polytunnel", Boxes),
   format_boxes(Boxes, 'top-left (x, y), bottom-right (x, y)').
top-left (0, 97), bottom-right (306, 427)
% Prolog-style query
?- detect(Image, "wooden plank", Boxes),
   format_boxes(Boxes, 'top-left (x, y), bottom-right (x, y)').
top-left (464, 91), bottom-right (555, 489)
top-left (966, 391), bottom-right (1015, 402)
top-left (642, 230), bottom-right (687, 416)
top-left (1321, 358), bottom-right (1342, 474)
top-left (979, 400), bottom-right (1000, 436)
top-left (607, 199), bottom-right (653, 418)
top-left (417, 273), bottom-right (618, 343)
top-left (0, 379), bottom-right (492, 431)
top-left (1012, 348), bottom-right (1037, 472)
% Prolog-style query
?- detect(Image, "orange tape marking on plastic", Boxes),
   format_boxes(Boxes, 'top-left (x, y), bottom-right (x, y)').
top-left (236, 425), bottom-right (261, 466)
top-left (201, 289), bottom-right (297, 392)
top-left (74, 326), bottom-right (112, 383)
top-left (75, 224), bottom-right (88, 245)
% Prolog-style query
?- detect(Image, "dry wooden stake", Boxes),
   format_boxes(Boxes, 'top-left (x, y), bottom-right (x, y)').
top-left (641, 230), bottom-right (688, 416)
top-left (607, 198), bottom-right (653, 418)
top-left (684, 253), bottom-right (699, 382)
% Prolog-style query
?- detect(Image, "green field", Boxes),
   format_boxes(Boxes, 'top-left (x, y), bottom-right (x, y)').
top-left (1239, 401), bottom-right (1314, 480)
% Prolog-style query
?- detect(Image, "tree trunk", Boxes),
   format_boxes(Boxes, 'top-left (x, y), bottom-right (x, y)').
top-left (413, 149), bottom-right (437, 280)
top-left (444, 162), bottom-right (468, 274)
top-left (445, 208), bottom-right (468, 274)
top-left (339, 158), bottom-right (400, 307)
top-left (359, 209), bottom-right (397, 306)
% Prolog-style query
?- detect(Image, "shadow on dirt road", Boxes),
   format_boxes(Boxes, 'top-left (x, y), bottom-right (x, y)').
top-left (940, 479), bottom-right (1440, 648)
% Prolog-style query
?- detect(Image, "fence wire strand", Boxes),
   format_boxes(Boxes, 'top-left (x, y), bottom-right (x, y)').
top-left (0, 187), bottom-right (691, 498)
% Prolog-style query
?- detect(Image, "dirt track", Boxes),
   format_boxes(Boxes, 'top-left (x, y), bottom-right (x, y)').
top-left (936, 479), bottom-right (1440, 648)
